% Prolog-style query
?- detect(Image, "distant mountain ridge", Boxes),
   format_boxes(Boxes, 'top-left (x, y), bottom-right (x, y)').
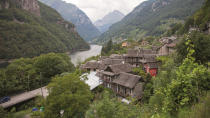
top-left (96, 0), bottom-right (204, 43)
top-left (94, 10), bottom-right (125, 33)
top-left (0, 0), bottom-right (89, 59)
top-left (39, 0), bottom-right (101, 41)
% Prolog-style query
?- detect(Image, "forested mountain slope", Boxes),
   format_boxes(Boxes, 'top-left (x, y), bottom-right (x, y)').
top-left (0, 0), bottom-right (89, 59)
top-left (181, 0), bottom-right (210, 33)
top-left (39, 0), bottom-right (101, 41)
top-left (97, 0), bottom-right (204, 43)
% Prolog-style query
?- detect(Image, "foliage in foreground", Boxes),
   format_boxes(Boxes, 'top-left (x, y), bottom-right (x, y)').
top-left (44, 73), bottom-right (92, 118)
top-left (148, 38), bottom-right (210, 117)
top-left (178, 92), bottom-right (210, 118)
top-left (176, 31), bottom-right (210, 65)
top-left (86, 91), bottom-right (142, 118)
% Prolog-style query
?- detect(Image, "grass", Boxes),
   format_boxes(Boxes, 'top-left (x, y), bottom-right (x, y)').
top-left (9, 109), bottom-right (31, 118)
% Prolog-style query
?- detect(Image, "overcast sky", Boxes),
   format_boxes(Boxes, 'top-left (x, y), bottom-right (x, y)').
top-left (63, 0), bottom-right (146, 22)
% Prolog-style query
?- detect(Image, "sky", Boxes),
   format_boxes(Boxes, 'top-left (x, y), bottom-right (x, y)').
top-left (63, 0), bottom-right (146, 22)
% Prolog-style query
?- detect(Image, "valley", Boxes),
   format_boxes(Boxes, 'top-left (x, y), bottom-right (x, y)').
top-left (0, 0), bottom-right (210, 118)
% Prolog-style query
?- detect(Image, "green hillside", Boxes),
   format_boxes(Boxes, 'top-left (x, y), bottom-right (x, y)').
top-left (0, 0), bottom-right (90, 59)
top-left (97, 0), bottom-right (204, 43)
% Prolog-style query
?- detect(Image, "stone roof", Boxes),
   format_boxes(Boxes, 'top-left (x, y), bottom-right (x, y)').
top-left (105, 63), bottom-right (133, 74)
top-left (98, 71), bottom-right (115, 76)
top-left (159, 36), bottom-right (176, 44)
top-left (133, 83), bottom-right (144, 100)
top-left (124, 49), bottom-right (141, 57)
top-left (140, 49), bottom-right (157, 55)
top-left (142, 54), bottom-right (156, 59)
top-left (99, 56), bottom-right (109, 60)
top-left (83, 60), bottom-right (99, 69)
top-left (113, 72), bottom-right (141, 89)
top-left (110, 54), bottom-right (123, 59)
top-left (103, 58), bottom-right (123, 65)
top-left (99, 58), bottom-right (123, 70)
top-left (166, 43), bottom-right (176, 48)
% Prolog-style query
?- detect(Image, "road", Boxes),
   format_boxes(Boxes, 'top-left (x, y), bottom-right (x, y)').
top-left (0, 87), bottom-right (48, 108)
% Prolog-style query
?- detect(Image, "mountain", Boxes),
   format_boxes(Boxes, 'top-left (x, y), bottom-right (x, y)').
top-left (0, 0), bottom-right (89, 59)
top-left (184, 0), bottom-right (210, 33)
top-left (94, 10), bottom-right (125, 33)
top-left (39, 0), bottom-right (101, 41)
top-left (96, 0), bottom-right (204, 43)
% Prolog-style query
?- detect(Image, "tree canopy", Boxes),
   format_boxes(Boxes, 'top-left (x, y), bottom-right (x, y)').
top-left (44, 73), bottom-right (92, 118)
top-left (0, 53), bottom-right (75, 97)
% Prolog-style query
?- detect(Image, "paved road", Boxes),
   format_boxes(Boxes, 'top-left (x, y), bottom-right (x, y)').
top-left (0, 87), bottom-right (48, 108)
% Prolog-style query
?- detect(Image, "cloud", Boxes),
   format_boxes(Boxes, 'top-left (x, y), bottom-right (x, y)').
top-left (63, 0), bottom-right (146, 22)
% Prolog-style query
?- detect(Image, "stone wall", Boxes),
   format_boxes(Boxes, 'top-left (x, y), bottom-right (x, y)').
top-left (158, 44), bottom-right (169, 56)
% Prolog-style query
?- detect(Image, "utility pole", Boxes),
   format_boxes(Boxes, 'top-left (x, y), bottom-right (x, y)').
top-left (40, 72), bottom-right (44, 98)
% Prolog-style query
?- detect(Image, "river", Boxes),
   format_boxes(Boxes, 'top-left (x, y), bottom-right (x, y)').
top-left (70, 45), bottom-right (102, 66)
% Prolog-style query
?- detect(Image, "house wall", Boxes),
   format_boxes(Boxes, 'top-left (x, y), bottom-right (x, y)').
top-left (169, 48), bottom-right (175, 54)
top-left (125, 57), bottom-right (142, 67)
top-left (149, 68), bottom-right (158, 77)
top-left (144, 64), bottom-right (158, 76)
top-left (144, 64), bottom-right (149, 73)
top-left (117, 85), bottom-right (132, 97)
top-left (158, 45), bottom-right (169, 56)
top-left (101, 74), bottom-right (116, 88)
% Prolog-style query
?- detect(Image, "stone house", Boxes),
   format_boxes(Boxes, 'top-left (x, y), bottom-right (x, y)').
top-left (141, 40), bottom-right (149, 46)
top-left (80, 60), bottom-right (99, 71)
top-left (98, 63), bottom-right (133, 89)
top-left (98, 58), bottom-right (124, 70)
top-left (109, 54), bottom-right (123, 59)
top-left (123, 49), bottom-right (143, 67)
top-left (158, 43), bottom-right (176, 56)
top-left (141, 56), bottom-right (158, 76)
top-left (112, 72), bottom-right (144, 100)
top-left (122, 42), bottom-right (128, 47)
top-left (159, 36), bottom-right (176, 44)
top-left (139, 48), bottom-right (157, 56)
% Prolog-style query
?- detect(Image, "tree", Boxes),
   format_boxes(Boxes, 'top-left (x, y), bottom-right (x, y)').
top-left (176, 32), bottom-right (210, 65)
top-left (163, 38), bottom-right (210, 114)
top-left (86, 91), bottom-right (141, 118)
top-left (178, 92), bottom-right (210, 118)
top-left (0, 53), bottom-right (75, 97)
top-left (102, 40), bottom-right (113, 55)
top-left (5, 58), bottom-right (38, 92)
top-left (34, 53), bottom-right (75, 83)
top-left (0, 107), bottom-right (8, 118)
top-left (44, 73), bottom-right (92, 118)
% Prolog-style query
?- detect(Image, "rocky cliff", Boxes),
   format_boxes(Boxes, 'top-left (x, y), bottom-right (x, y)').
top-left (16, 0), bottom-right (40, 16)
top-left (0, 0), bottom-right (40, 16)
